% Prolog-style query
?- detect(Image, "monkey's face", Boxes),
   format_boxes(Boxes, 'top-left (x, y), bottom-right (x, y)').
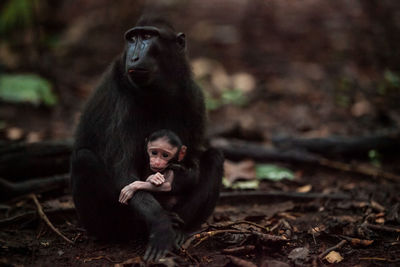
top-left (147, 138), bottom-right (178, 172)
top-left (124, 25), bottom-right (186, 87)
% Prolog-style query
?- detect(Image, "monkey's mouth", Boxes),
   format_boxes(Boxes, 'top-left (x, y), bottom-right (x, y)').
top-left (127, 68), bottom-right (152, 84)
top-left (128, 68), bottom-right (150, 76)
top-left (150, 167), bottom-right (165, 172)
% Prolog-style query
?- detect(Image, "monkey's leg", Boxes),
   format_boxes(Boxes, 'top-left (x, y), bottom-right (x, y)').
top-left (127, 189), bottom-right (177, 261)
top-left (174, 147), bottom-right (224, 231)
top-left (70, 149), bottom-right (119, 239)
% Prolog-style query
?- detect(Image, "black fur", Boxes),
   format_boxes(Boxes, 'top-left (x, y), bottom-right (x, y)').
top-left (70, 17), bottom-right (223, 261)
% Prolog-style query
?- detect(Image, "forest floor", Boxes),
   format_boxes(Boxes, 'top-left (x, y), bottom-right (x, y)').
top-left (1, 2), bottom-right (400, 266)
top-left (1, 160), bottom-right (399, 267)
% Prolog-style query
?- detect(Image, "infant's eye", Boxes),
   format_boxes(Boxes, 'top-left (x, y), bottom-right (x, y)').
top-left (151, 151), bottom-right (157, 156)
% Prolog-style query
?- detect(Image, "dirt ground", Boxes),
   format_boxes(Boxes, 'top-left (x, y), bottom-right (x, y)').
top-left (1, 1), bottom-right (400, 266)
top-left (1, 161), bottom-right (399, 266)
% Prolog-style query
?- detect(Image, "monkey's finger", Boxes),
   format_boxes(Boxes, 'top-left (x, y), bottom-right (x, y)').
top-left (143, 245), bottom-right (155, 261)
top-left (121, 194), bottom-right (129, 204)
top-left (175, 232), bottom-right (186, 248)
top-left (155, 249), bottom-right (166, 261)
top-left (153, 178), bottom-right (162, 185)
top-left (124, 194), bottom-right (132, 203)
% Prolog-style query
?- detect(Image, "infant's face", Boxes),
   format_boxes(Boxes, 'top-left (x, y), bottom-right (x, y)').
top-left (147, 138), bottom-right (178, 172)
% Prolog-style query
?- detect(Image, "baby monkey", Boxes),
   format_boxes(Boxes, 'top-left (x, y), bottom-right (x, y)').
top-left (119, 129), bottom-right (187, 205)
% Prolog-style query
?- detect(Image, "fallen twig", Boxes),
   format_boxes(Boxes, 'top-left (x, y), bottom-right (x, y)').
top-left (218, 191), bottom-right (358, 205)
top-left (359, 257), bottom-right (400, 262)
top-left (364, 223), bottom-right (400, 233)
top-left (318, 239), bottom-right (347, 259)
top-left (179, 248), bottom-right (199, 264)
top-left (212, 220), bottom-right (269, 232)
top-left (0, 207), bottom-right (75, 227)
top-left (222, 245), bottom-right (256, 254)
top-left (271, 133), bottom-right (400, 157)
top-left (254, 232), bottom-right (289, 243)
top-left (319, 158), bottom-right (400, 182)
top-left (212, 138), bottom-right (400, 182)
top-left (82, 255), bottom-right (119, 264)
top-left (30, 194), bottom-right (74, 244)
top-left (0, 174), bottom-right (69, 201)
top-left (338, 235), bottom-right (374, 247)
top-left (192, 229), bottom-right (246, 247)
top-left (226, 255), bottom-right (257, 267)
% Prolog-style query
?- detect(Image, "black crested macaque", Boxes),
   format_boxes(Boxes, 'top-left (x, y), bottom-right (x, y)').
top-left (70, 17), bottom-right (224, 262)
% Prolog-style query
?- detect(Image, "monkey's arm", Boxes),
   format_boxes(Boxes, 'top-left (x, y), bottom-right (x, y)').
top-left (140, 181), bottom-right (172, 192)
top-left (169, 163), bottom-right (199, 194)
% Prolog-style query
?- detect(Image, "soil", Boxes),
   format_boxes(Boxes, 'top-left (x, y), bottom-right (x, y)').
top-left (1, 162), bottom-right (399, 267)
top-left (1, 1), bottom-right (400, 266)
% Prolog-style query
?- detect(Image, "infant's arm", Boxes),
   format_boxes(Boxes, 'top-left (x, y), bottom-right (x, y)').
top-left (146, 171), bottom-right (173, 192)
top-left (119, 181), bottom-right (146, 204)
top-left (141, 180), bottom-right (171, 192)
top-left (163, 169), bottom-right (174, 184)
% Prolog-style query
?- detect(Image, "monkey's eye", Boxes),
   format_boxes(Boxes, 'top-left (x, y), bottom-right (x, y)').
top-left (130, 36), bottom-right (137, 42)
top-left (143, 33), bottom-right (152, 40)
top-left (162, 153), bottom-right (170, 158)
top-left (151, 151), bottom-right (158, 156)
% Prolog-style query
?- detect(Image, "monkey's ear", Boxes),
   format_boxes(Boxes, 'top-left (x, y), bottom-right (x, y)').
top-left (178, 145), bottom-right (187, 162)
top-left (176, 33), bottom-right (186, 51)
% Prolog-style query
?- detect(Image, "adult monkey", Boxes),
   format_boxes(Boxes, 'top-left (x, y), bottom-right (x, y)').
top-left (70, 17), bottom-right (224, 261)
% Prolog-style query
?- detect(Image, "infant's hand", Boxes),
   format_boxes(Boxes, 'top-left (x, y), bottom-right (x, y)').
top-left (119, 183), bottom-right (138, 204)
top-left (146, 172), bottom-right (165, 186)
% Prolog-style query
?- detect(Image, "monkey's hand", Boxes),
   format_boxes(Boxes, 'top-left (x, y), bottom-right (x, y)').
top-left (174, 229), bottom-right (187, 249)
top-left (146, 172), bottom-right (165, 186)
top-left (144, 217), bottom-right (175, 262)
top-left (168, 212), bottom-right (185, 229)
top-left (118, 182), bottom-right (140, 204)
top-left (167, 212), bottom-right (187, 249)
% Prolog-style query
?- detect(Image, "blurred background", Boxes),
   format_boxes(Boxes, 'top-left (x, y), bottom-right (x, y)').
top-left (1, 2), bottom-right (400, 264)
top-left (1, 0), bottom-right (400, 144)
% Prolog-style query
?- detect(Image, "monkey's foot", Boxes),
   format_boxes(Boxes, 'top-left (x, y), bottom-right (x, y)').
top-left (143, 224), bottom-right (175, 262)
top-left (174, 229), bottom-right (187, 249)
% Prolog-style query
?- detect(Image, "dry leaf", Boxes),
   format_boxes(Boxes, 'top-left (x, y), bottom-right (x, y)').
top-left (370, 201), bottom-right (385, 212)
top-left (45, 199), bottom-right (74, 209)
top-left (224, 159), bottom-right (256, 184)
top-left (114, 256), bottom-right (142, 267)
top-left (296, 184), bottom-right (312, 193)
top-left (288, 247), bottom-right (309, 261)
top-left (324, 251), bottom-right (343, 263)
top-left (6, 127), bottom-right (24, 140)
top-left (350, 238), bottom-right (374, 247)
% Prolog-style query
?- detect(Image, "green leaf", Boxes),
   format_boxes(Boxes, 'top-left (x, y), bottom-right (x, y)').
top-left (222, 177), bottom-right (259, 189)
top-left (256, 164), bottom-right (294, 181)
top-left (221, 89), bottom-right (247, 106)
top-left (0, 0), bottom-right (36, 35)
top-left (205, 96), bottom-right (221, 111)
top-left (231, 180), bottom-right (259, 190)
top-left (0, 74), bottom-right (57, 106)
top-left (384, 70), bottom-right (400, 88)
top-left (368, 149), bottom-right (382, 168)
